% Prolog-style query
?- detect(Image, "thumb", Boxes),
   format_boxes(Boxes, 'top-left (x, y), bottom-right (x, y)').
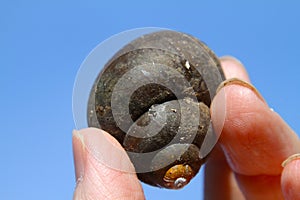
top-left (72, 128), bottom-right (144, 200)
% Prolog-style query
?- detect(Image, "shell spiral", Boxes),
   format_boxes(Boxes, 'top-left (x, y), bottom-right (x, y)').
top-left (87, 30), bottom-right (225, 189)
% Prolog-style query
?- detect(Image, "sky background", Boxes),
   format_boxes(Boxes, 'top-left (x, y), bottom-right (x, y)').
top-left (1, 1), bottom-right (300, 200)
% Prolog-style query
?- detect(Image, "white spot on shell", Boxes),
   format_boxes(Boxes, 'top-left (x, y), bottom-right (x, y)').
top-left (141, 69), bottom-right (150, 77)
top-left (174, 177), bottom-right (187, 188)
top-left (171, 108), bottom-right (177, 113)
top-left (184, 60), bottom-right (191, 70)
top-left (148, 109), bottom-right (157, 117)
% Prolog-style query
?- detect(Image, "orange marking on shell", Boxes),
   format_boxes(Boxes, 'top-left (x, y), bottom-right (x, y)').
top-left (163, 164), bottom-right (194, 189)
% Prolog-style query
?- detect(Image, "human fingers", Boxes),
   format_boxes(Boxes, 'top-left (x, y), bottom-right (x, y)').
top-left (210, 57), bottom-right (300, 199)
top-left (204, 56), bottom-right (249, 199)
top-left (218, 56), bottom-right (251, 82)
top-left (281, 154), bottom-right (300, 200)
top-left (72, 128), bottom-right (144, 200)
top-left (204, 145), bottom-right (245, 200)
top-left (211, 67), bottom-right (300, 176)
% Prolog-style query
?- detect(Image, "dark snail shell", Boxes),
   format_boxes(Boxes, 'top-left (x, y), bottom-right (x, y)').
top-left (87, 30), bottom-right (225, 189)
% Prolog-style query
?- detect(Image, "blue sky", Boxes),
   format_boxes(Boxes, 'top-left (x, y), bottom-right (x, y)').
top-left (1, 1), bottom-right (300, 200)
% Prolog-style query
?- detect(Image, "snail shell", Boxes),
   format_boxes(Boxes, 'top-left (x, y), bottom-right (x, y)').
top-left (88, 30), bottom-right (225, 189)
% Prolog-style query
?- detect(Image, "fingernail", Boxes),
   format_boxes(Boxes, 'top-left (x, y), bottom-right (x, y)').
top-left (219, 56), bottom-right (251, 82)
top-left (72, 130), bottom-right (86, 182)
top-left (216, 78), bottom-right (266, 103)
top-left (282, 153), bottom-right (300, 167)
top-left (82, 128), bottom-right (135, 173)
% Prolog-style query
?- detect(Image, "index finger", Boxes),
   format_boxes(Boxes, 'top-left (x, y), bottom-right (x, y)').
top-left (211, 57), bottom-right (300, 176)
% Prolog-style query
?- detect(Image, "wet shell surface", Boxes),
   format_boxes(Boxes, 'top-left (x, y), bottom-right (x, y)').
top-left (87, 30), bottom-right (225, 189)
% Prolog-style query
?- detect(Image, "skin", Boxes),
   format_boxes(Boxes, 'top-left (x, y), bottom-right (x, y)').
top-left (72, 56), bottom-right (300, 200)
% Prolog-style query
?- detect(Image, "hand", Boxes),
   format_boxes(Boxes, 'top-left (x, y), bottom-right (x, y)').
top-left (72, 128), bottom-right (145, 200)
top-left (205, 56), bottom-right (300, 200)
top-left (72, 56), bottom-right (300, 200)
